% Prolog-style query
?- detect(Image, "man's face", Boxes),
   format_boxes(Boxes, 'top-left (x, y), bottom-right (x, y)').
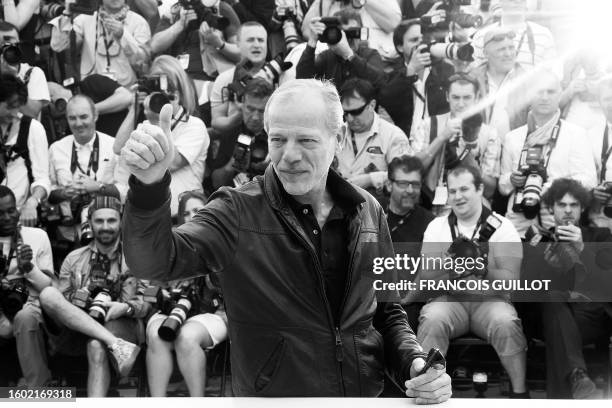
top-left (552, 193), bottom-right (582, 226)
top-left (242, 93), bottom-right (268, 134)
top-left (599, 86), bottom-right (612, 123)
top-left (530, 76), bottom-right (561, 117)
top-left (342, 93), bottom-right (375, 134)
top-left (91, 208), bottom-right (121, 246)
top-left (484, 37), bottom-right (516, 74)
top-left (0, 29), bottom-right (20, 74)
top-left (399, 25), bottom-right (422, 62)
top-left (268, 90), bottom-right (338, 197)
top-left (238, 25), bottom-right (267, 65)
top-left (388, 169), bottom-right (422, 212)
top-left (447, 171), bottom-right (483, 220)
top-left (0, 94), bottom-right (21, 125)
top-left (66, 99), bottom-right (97, 144)
top-left (447, 82), bottom-right (476, 117)
top-left (0, 195), bottom-right (19, 236)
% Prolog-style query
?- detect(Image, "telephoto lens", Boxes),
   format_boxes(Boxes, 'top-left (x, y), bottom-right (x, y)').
top-left (158, 296), bottom-right (192, 341)
top-left (88, 289), bottom-right (112, 323)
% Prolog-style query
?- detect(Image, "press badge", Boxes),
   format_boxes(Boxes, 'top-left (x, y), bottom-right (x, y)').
top-left (177, 54), bottom-right (190, 70)
top-left (432, 183), bottom-right (448, 206)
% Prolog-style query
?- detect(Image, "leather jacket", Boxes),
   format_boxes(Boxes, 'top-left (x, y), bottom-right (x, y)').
top-left (123, 165), bottom-right (426, 396)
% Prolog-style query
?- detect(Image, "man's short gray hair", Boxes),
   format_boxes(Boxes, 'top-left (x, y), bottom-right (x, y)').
top-left (263, 79), bottom-right (343, 137)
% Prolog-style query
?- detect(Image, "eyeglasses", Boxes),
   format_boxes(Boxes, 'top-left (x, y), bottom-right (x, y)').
top-left (343, 102), bottom-right (370, 118)
top-left (390, 180), bottom-right (422, 190)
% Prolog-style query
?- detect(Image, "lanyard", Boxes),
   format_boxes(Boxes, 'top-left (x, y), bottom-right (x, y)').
top-left (387, 209), bottom-right (414, 234)
top-left (601, 125), bottom-right (612, 183)
top-left (94, 13), bottom-right (113, 71)
top-left (71, 133), bottom-right (100, 179)
top-left (0, 122), bottom-right (13, 145)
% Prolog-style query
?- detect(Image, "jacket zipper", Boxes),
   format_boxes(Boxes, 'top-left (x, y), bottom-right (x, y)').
top-left (278, 210), bottom-right (347, 395)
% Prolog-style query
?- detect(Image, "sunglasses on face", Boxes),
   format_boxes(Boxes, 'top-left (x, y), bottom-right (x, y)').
top-left (343, 101), bottom-right (370, 118)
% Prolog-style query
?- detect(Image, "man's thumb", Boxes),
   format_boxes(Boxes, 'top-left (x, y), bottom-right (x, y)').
top-left (159, 104), bottom-right (174, 137)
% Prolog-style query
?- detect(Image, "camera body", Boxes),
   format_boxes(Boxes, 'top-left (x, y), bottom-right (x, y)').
top-left (319, 17), bottom-right (368, 45)
top-left (1, 43), bottom-right (22, 66)
top-left (40, 1), bottom-right (65, 21)
top-left (178, 0), bottom-right (229, 32)
top-left (524, 224), bottom-right (557, 246)
top-left (0, 278), bottom-right (29, 320)
top-left (138, 75), bottom-right (171, 114)
top-left (512, 147), bottom-right (546, 219)
top-left (420, 41), bottom-right (474, 62)
top-left (145, 286), bottom-right (195, 341)
top-left (231, 134), bottom-right (268, 174)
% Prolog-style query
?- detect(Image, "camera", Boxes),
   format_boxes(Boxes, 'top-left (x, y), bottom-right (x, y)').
top-left (67, 0), bottom-right (99, 16)
top-left (138, 75), bottom-right (171, 114)
top-left (144, 286), bottom-right (195, 341)
top-left (0, 43), bottom-right (22, 66)
top-left (524, 224), bottom-right (557, 246)
top-left (178, 0), bottom-right (229, 32)
top-left (227, 55), bottom-right (292, 101)
top-left (40, 1), bottom-right (65, 21)
top-left (461, 112), bottom-right (483, 146)
top-left (232, 134), bottom-right (267, 174)
top-left (319, 17), bottom-right (368, 45)
top-left (0, 278), bottom-right (29, 320)
top-left (88, 287), bottom-right (112, 323)
top-left (512, 147), bottom-right (546, 219)
top-left (452, 12), bottom-right (483, 29)
top-left (421, 41), bottom-right (474, 62)
top-left (274, 6), bottom-right (300, 51)
top-left (254, 53), bottom-right (293, 84)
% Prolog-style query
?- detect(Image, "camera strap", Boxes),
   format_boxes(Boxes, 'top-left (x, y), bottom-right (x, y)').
top-left (448, 205), bottom-right (492, 242)
top-left (519, 118), bottom-right (562, 175)
top-left (387, 208), bottom-right (414, 234)
top-left (70, 133), bottom-right (100, 179)
top-left (94, 13), bottom-right (113, 72)
top-left (0, 122), bottom-right (13, 146)
top-left (171, 109), bottom-right (187, 132)
top-left (600, 124), bottom-right (612, 183)
top-left (516, 23), bottom-right (536, 66)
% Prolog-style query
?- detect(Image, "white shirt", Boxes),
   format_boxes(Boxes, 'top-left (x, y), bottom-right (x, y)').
top-left (49, 132), bottom-right (129, 202)
top-left (0, 115), bottom-right (51, 209)
top-left (210, 66), bottom-right (240, 120)
top-left (18, 63), bottom-right (50, 103)
top-left (337, 114), bottom-right (411, 188)
top-left (4, 226), bottom-right (55, 305)
top-left (499, 119), bottom-right (597, 236)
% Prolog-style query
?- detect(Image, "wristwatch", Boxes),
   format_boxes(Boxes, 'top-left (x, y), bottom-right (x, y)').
top-left (125, 303), bottom-right (134, 317)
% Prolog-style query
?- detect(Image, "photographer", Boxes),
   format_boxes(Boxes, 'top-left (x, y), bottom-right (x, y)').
top-left (410, 165), bottom-right (528, 398)
top-left (152, 0), bottom-right (241, 121)
top-left (146, 190), bottom-right (227, 397)
top-left (207, 77), bottom-right (272, 190)
top-left (301, 0), bottom-right (402, 61)
top-left (115, 55), bottom-right (209, 217)
top-left (336, 78), bottom-right (410, 203)
top-left (0, 21), bottom-right (50, 119)
top-left (0, 186), bottom-right (54, 386)
top-left (471, 0), bottom-right (556, 69)
top-left (47, 94), bottom-right (128, 243)
top-left (49, 0), bottom-right (151, 87)
top-left (499, 69), bottom-right (597, 238)
top-left (0, 0), bottom-right (40, 65)
top-left (0, 74), bottom-right (50, 227)
top-left (209, 21), bottom-right (268, 133)
top-left (22, 196), bottom-right (146, 393)
top-left (532, 178), bottom-right (612, 399)
top-left (588, 75), bottom-right (612, 231)
top-left (295, 9), bottom-right (385, 90)
top-left (411, 73), bottom-right (500, 206)
top-left (378, 19), bottom-right (454, 138)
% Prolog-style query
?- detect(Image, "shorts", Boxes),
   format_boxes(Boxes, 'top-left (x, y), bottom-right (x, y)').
top-left (146, 309), bottom-right (228, 349)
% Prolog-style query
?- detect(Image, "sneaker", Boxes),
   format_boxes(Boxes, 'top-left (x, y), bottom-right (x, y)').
top-left (108, 338), bottom-right (140, 378)
top-left (569, 368), bottom-right (598, 399)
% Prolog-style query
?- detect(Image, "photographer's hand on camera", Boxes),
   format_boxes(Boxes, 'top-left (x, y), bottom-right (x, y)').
top-left (592, 185), bottom-right (612, 205)
top-left (104, 301), bottom-right (131, 322)
top-left (557, 224), bottom-right (584, 252)
top-left (510, 170), bottom-right (527, 189)
top-left (122, 104), bottom-right (174, 185)
top-left (329, 31), bottom-right (354, 61)
top-left (307, 17), bottom-right (325, 46)
top-left (16, 243), bottom-right (33, 273)
top-left (406, 357), bottom-right (452, 404)
top-left (73, 174), bottom-right (101, 194)
top-left (406, 45), bottom-right (430, 76)
top-left (199, 21), bottom-right (224, 49)
top-left (178, 7), bottom-right (198, 31)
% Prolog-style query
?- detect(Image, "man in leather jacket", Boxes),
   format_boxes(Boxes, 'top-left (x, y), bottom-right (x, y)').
top-left (120, 78), bottom-right (451, 401)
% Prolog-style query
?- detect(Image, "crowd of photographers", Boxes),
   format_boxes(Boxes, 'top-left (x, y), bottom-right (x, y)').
top-left (0, 0), bottom-right (611, 400)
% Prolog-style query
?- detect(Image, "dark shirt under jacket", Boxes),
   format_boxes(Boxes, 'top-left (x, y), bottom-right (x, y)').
top-left (387, 205), bottom-right (434, 244)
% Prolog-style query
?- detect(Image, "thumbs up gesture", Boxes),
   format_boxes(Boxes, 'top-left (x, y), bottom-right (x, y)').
top-left (121, 104), bottom-right (175, 185)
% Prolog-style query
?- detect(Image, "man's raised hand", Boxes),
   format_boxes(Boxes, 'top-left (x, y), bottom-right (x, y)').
top-left (121, 104), bottom-right (175, 185)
